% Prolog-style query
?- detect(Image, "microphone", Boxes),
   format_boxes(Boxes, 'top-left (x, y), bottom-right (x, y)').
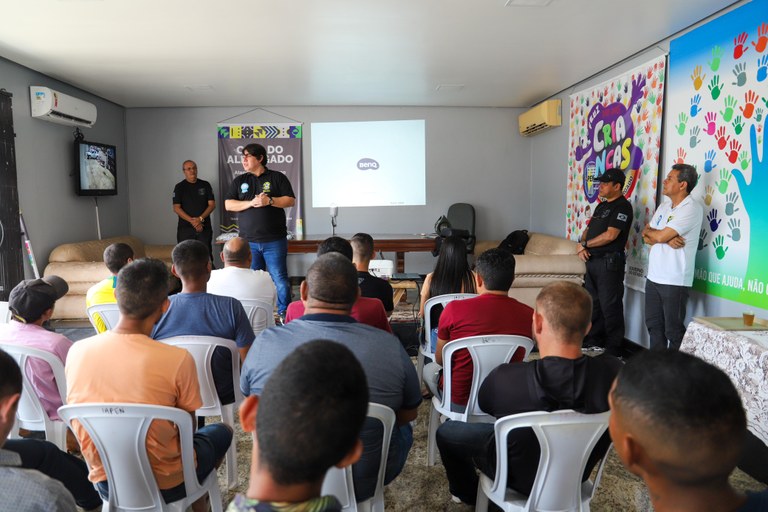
top-left (330, 205), bottom-right (338, 235)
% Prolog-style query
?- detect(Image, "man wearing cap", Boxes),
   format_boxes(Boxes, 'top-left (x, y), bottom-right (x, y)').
top-left (0, 276), bottom-right (71, 422)
top-left (577, 168), bottom-right (633, 357)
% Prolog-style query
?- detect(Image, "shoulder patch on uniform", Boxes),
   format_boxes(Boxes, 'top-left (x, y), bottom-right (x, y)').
top-left (617, 213), bottom-right (628, 222)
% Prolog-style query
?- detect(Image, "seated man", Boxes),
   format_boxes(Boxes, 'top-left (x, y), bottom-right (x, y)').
top-left (207, 236), bottom-right (276, 333)
top-left (285, 236), bottom-right (391, 332)
top-left (0, 348), bottom-right (79, 512)
top-left (153, 240), bottom-right (255, 405)
top-left (229, 339), bottom-right (368, 511)
top-left (241, 253), bottom-right (421, 502)
top-left (66, 258), bottom-right (232, 510)
top-left (0, 275), bottom-right (71, 422)
top-left (610, 350), bottom-right (768, 512)
top-left (436, 281), bottom-right (622, 505)
top-left (423, 248), bottom-right (534, 409)
top-left (85, 242), bottom-right (134, 333)
top-left (351, 233), bottom-right (394, 315)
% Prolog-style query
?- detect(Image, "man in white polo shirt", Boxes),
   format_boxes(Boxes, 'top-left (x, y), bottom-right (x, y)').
top-left (642, 163), bottom-right (704, 350)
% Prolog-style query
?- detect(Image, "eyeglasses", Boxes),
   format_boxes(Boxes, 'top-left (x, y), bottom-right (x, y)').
top-left (242, 153), bottom-right (252, 159)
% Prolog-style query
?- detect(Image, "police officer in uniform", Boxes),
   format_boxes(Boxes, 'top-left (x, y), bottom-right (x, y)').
top-left (173, 160), bottom-right (216, 262)
top-left (577, 168), bottom-right (633, 356)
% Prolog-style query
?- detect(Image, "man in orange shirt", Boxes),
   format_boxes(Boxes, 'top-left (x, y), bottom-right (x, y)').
top-left (66, 258), bottom-right (232, 511)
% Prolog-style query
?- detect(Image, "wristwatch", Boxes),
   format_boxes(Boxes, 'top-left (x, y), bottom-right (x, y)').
top-left (268, 197), bottom-right (274, 206)
top-left (581, 240), bottom-right (588, 249)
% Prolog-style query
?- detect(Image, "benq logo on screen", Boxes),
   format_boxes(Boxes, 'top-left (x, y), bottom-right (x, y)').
top-left (357, 158), bottom-right (379, 171)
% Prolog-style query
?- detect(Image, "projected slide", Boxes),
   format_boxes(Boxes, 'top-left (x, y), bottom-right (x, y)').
top-left (311, 120), bottom-right (426, 207)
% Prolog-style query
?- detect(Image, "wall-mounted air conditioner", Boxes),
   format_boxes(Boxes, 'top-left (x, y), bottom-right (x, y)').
top-left (30, 86), bottom-right (97, 127)
top-left (518, 99), bottom-right (561, 136)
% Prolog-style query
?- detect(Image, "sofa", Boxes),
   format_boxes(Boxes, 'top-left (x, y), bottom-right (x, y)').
top-left (43, 235), bottom-right (175, 320)
top-left (474, 232), bottom-right (585, 308)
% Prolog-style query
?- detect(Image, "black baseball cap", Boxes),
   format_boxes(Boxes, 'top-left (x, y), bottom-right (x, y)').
top-left (8, 276), bottom-right (69, 323)
top-left (596, 168), bottom-right (626, 186)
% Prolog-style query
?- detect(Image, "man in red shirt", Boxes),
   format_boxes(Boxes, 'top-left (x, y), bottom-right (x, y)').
top-left (423, 248), bottom-right (533, 410)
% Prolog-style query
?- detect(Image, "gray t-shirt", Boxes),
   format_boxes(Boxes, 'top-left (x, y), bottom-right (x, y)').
top-left (241, 314), bottom-right (421, 411)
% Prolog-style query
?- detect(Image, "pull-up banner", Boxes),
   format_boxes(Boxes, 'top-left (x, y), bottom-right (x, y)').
top-left (217, 123), bottom-right (303, 239)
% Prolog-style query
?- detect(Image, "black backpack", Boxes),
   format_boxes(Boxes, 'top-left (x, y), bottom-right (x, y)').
top-left (499, 230), bottom-right (529, 255)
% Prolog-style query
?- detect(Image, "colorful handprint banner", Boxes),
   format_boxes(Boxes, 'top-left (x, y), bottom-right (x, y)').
top-left (667, 0), bottom-right (768, 308)
top-left (566, 56), bottom-right (666, 290)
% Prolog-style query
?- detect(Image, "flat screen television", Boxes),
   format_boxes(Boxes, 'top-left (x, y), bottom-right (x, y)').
top-left (75, 140), bottom-right (117, 196)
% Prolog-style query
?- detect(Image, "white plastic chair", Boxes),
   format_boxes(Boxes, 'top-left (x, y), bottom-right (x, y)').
top-left (58, 402), bottom-right (223, 512)
top-left (417, 293), bottom-right (477, 383)
top-left (0, 342), bottom-right (69, 451)
top-left (476, 410), bottom-right (611, 512)
top-left (238, 298), bottom-right (275, 335)
top-left (427, 334), bottom-right (534, 466)
top-left (86, 303), bottom-right (120, 332)
top-left (159, 336), bottom-right (242, 490)
top-left (321, 403), bottom-right (395, 512)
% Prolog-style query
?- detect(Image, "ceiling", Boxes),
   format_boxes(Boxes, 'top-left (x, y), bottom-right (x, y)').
top-left (0, 0), bottom-right (740, 108)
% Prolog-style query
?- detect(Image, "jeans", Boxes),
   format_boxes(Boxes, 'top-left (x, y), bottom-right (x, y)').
top-left (645, 279), bottom-right (689, 351)
top-left (353, 421), bottom-right (413, 502)
top-left (435, 421), bottom-right (495, 505)
top-left (249, 239), bottom-right (290, 315)
top-left (96, 423), bottom-right (232, 503)
top-left (4, 438), bottom-right (102, 510)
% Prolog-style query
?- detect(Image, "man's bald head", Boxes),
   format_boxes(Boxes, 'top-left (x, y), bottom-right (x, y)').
top-left (222, 236), bottom-right (252, 268)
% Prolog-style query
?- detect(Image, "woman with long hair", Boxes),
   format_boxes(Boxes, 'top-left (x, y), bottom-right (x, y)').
top-left (419, 236), bottom-right (476, 351)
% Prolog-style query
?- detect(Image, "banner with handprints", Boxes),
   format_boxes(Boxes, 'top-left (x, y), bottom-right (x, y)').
top-left (667, 0), bottom-right (768, 308)
top-left (566, 56), bottom-right (666, 291)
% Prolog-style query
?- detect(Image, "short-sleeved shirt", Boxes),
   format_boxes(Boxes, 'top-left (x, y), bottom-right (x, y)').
top-left (207, 267), bottom-right (277, 333)
top-left (437, 294), bottom-right (534, 406)
top-left (0, 448), bottom-right (76, 512)
top-left (85, 276), bottom-right (117, 334)
top-left (152, 292), bottom-right (256, 403)
top-left (65, 332), bottom-right (202, 489)
top-left (0, 321), bottom-right (72, 421)
top-left (225, 169), bottom-right (295, 242)
top-left (646, 195), bottom-right (704, 287)
top-left (585, 196), bottom-right (633, 256)
top-left (173, 179), bottom-right (214, 230)
top-left (358, 271), bottom-right (394, 313)
top-left (285, 297), bottom-right (392, 333)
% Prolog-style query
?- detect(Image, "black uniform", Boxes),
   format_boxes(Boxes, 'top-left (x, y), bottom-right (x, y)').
top-left (583, 196), bottom-right (633, 354)
top-left (358, 271), bottom-right (394, 313)
top-left (173, 179), bottom-right (215, 258)
top-left (225, 169), bottom-right (295, 242)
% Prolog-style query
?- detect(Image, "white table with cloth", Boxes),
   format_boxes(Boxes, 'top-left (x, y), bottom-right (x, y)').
top-left (680, 318), bottom-right (768, 446)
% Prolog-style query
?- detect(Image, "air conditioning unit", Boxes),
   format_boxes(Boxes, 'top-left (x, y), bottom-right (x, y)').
top-left (30, 86), bottom-right (97, 127)
top-left (518, 99), bottom-right (561, 136)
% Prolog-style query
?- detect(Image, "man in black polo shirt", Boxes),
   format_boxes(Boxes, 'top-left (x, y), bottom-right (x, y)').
top-left (577, 167), bottom-right (633, 356)
top-left (172, 159), bottom-right (216, 262)
top-left (225, 143), bottom-right (296, 318)
top-left (351, 232), bottom-right (394, 315)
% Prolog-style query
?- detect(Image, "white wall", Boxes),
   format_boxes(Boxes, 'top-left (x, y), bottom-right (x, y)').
top-left (126, 106), bottom-right (529, 274)
top-left (529, 0), bottom-right (763, 347)
top-left (0, 57), bottom-right (128, 271)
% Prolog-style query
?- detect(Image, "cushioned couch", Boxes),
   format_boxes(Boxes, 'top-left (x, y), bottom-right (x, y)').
top-left (474, 232), bottom-right (585, 308)
top-left (43, 235), bottom-right (174, 320)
